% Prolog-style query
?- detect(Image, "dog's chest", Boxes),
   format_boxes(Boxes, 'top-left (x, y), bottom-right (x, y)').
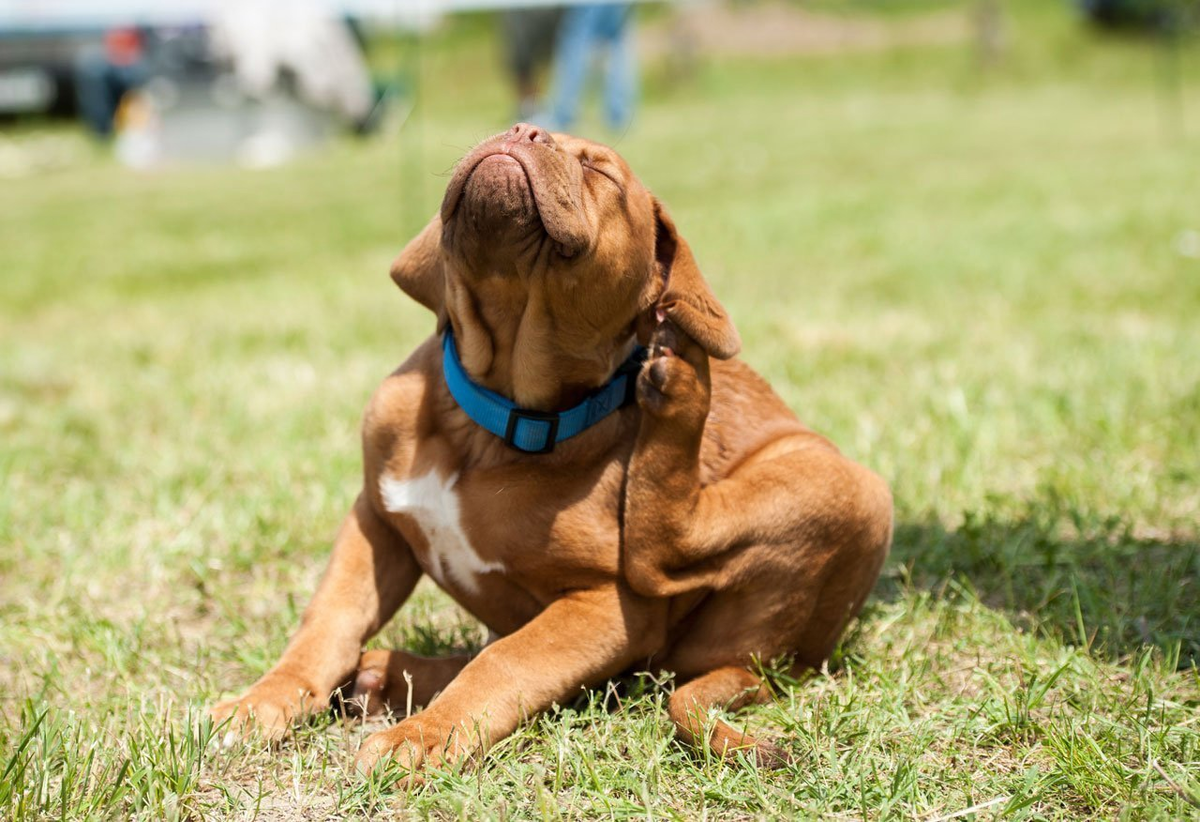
top-left (378, 470), bottom-right (503, 594)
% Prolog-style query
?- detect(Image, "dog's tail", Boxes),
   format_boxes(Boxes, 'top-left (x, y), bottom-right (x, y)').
top-left (667, 666), bottom-right (791, 767)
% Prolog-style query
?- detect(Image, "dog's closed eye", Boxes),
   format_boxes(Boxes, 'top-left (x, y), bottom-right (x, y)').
top-left (580, 156), bottom-right (623, 191)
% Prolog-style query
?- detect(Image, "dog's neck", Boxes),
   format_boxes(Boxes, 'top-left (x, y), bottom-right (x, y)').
top-left (448, 309), bottom-right (637, 412)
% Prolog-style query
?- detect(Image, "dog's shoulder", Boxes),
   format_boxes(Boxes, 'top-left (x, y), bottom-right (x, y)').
top-left (359, 335), bottom-right (445, 478)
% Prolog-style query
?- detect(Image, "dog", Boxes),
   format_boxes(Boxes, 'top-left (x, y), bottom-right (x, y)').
top-left (210, 124), bottom-right (893, 775)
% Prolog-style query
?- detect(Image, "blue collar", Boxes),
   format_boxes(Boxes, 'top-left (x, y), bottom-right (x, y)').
top-left (442, 330), bottom-right (647, 454)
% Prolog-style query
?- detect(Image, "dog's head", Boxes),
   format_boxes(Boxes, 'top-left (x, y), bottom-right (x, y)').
top-left (391, 124), bottom-right (739, 409)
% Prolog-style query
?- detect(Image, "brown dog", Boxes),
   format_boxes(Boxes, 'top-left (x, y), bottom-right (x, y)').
top-left (211, 124), bottom-right (892, 775)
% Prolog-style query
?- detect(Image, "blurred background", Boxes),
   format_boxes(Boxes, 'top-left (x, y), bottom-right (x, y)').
top-left (2, 1), bottom-right (1198, 169)
top-left (2, 1), bottom-right (1199, 816)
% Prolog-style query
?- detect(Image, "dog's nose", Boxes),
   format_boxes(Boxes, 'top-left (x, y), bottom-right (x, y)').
top-left (506, 122), bottom-right (554, 147)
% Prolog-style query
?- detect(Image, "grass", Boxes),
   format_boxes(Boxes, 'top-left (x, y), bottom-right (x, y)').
top-left (2, 1), bottom-right (1199, 818)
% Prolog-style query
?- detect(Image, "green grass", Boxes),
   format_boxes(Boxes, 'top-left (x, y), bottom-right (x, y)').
top-left (2, 2), bottom-right (1200, 818)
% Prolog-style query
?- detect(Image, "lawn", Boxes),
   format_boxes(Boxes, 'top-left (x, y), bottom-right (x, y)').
top-left (2, 1), bottom-right (1199, 819)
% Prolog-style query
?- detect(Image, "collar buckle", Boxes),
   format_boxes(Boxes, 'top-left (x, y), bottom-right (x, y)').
top-left (504, 407), bottom-right (560, 454)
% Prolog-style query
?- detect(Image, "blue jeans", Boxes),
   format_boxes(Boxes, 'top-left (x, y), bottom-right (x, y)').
top-left (548, 4), bottom-right (636, 131)
top-left (74, 48), bottom-right (147, 137)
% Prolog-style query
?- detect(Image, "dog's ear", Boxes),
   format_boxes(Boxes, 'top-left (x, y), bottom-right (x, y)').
top-left (390, 215), bottom-right (446, 325)
top-left (652, 199), bottom-right (741, 360)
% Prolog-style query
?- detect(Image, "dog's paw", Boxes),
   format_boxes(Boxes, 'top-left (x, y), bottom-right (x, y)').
top-left (343, 649), bottom-right (471, 719)
top-left (208, 672), bottom-right (319, 746)
top-left (344, 649), bottom-right (397, 717)
top-left (637, 317), bottom-right (710, 426)
top-left (354, 716), bottom-right (468, 780)
top-left (751, 739), bottom-right (794, 769)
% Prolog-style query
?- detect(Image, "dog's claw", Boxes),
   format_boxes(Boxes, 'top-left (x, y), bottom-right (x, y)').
top-left (753, 739), bottom-right (794, 769)
top-left (354, 717), bottom-right (463, 781)
top-left (637, 319), bottom-right (710, 425)
top-left (345, 667), bottom-right (387, 717)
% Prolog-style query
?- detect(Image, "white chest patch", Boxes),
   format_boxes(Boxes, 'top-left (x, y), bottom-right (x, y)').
top-left (379, 471), bottom-right (502, 594)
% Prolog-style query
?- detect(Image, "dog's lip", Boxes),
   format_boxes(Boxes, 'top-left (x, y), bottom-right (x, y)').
top-left (441, 143), bottom-right (586, 250)
top-left (441, 144), bottom-right (533, 222)
top-left (478, 153), bottom-right (521, 168)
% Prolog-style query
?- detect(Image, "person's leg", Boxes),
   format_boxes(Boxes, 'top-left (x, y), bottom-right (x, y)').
top-left (112, 61), bottom-right (148, 105)
top-left (74, 48), bottom-right (118, 137)
top-left (548, 5), bottom-right (601, 130)
top-left (502, 11), bottom-right (538, 121)
top-left (599, 5), bottom-right (636, 131)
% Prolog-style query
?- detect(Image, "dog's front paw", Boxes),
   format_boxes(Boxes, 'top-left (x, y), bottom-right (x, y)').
top-left (208, 671), bottom-right (320, 745)
top-left (355, 716), bottom-right (469, 780)
top-left (637, 318), bottom-right (711, 428)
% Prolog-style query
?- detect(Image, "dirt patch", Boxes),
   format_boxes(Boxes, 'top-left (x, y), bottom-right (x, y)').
top-left (641, 2), bottom-right (968, 58)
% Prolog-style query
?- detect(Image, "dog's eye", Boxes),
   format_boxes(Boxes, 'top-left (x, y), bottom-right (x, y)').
top-left (580, 157), bottom-right (621, 191)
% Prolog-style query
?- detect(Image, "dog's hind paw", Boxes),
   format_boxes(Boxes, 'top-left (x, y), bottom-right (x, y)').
top-left (637, 319), bottom-right (710, 427)
top-left (751, 739), bottom-right (794, 769)
top-left (344, 650), bottom-right (392, 717)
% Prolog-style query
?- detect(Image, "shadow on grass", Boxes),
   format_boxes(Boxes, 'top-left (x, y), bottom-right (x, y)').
top-left (371, 497), bottom-right (1199, 675)
top-left (882, 500), bottom-right (1199, 668)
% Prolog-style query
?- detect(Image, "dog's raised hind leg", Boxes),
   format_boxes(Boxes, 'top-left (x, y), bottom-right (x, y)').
top-left (625, 320), bottom-right (892, 602)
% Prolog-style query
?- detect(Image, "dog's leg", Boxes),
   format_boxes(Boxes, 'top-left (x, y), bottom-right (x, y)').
top-left (209, 492), bottom-right (421, 741)
top-left (668, 667), bottom-right (789, 767)
top-left (626, 321), bottom-right (892, 600)
top-left (343, 649), bottom-right (473, 717)
top-left (353, 587), bottom-right (663, 777)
